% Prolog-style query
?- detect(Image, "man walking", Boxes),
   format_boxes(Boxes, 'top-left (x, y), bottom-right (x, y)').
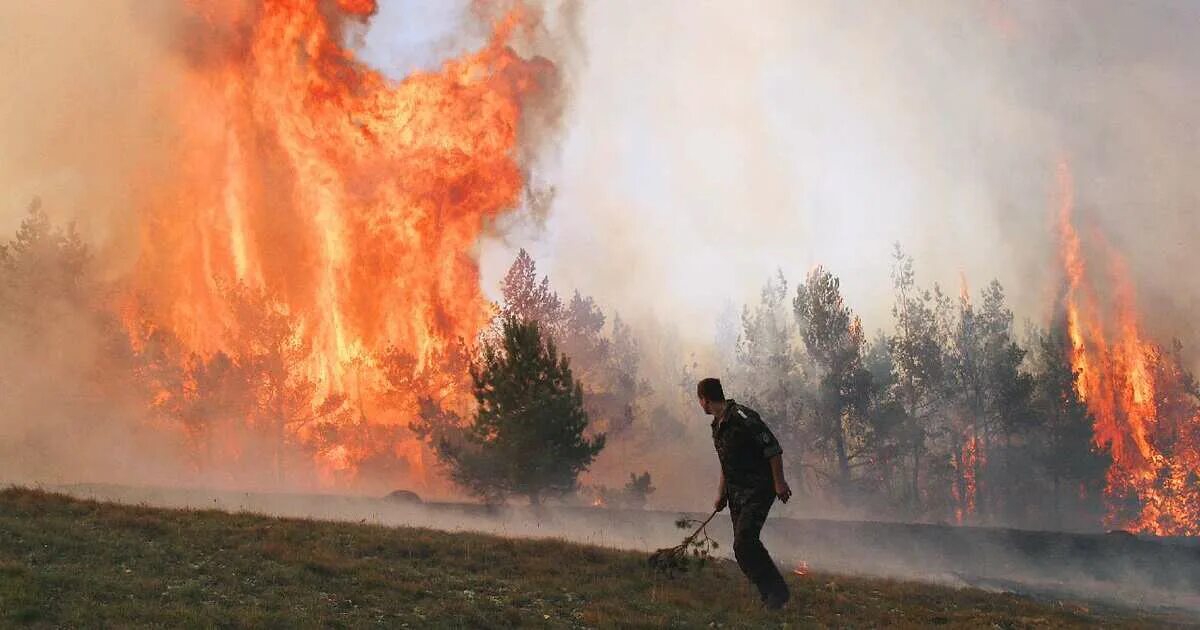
top-left (698, 377), bottom-right (791, 609)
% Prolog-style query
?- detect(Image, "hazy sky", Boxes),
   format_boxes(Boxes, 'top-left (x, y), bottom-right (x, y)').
top-left (2, 0), bottom-right (1197, 348)
top-left (362, 1), bottom-right (1200, 347)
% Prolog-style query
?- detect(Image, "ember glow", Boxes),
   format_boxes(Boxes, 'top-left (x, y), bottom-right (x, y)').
top-left (119, 0), bottom-right (552, 488)
top-left (1055, 159), bottom-right (1200, 535)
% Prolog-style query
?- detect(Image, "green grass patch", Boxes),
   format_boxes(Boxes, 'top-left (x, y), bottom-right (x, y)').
top-left (0, 487), bottom-right (1189, 628)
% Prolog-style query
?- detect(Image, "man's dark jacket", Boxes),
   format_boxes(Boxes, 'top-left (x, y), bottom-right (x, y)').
top-left (711, 400), bottom-right (782, 502)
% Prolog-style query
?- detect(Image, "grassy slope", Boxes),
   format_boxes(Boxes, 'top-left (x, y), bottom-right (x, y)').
top-left (0, 488), bottom-right (1189, 629)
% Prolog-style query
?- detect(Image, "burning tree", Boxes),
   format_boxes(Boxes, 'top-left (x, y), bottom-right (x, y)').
top-left (107, 1), bottom-right (559, 487)
top-left (123, 283), bottom-right (351, 485)
top-left (1055, 158), bottom-right (1200, 535)
top-left (1032, 322), bottom-right (1111, 529)
top-left (942, 279), bottom-right (1036, 524)
top-left (434, 317), bottom-right (605, 505)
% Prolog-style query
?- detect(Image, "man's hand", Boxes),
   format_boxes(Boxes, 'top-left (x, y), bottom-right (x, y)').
top-left (767, 455), bottom-right (791, 503)
top-left (714, 493), bottom-right (728, 512)
top-left (774, 478), bottom-right (792, 503)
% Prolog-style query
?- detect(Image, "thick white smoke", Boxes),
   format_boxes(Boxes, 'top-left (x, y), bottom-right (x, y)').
top-left (477, 1), bottom-right (1200, 353)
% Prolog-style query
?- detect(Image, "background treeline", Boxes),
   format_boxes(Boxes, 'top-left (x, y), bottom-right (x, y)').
top-left (718, 247), bottom-right (1113, 530)
top-left (4, 205), bottom-right (1197, 531)
top-left (0, 205), bottom-right (673, 501)
top-left (481, 245), bottom-right (1116, 529)
top-left (483, 244), bottom-right (1200, 532)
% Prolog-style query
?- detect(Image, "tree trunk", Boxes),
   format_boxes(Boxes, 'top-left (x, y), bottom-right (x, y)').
top-left (911, 444), bottom-right (921, 516)
top-left (833, 410), bottom-right (852, 491)
top-left (1003, 430), bottom-right (1013, 523)
top-left (977, 425), bottom-right (988, 525)
top-left (952, 441), bottom-right (965, 522)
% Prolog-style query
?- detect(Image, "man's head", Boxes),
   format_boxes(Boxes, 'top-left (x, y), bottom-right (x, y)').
top-left (697, 377), bottom-right (726, 415)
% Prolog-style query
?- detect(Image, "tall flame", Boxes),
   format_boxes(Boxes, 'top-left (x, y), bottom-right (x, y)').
top-left (953, 435), bottom-right (982, 525)
top-left (121, 1), bottom-right (552, 487)
top-left (1054, 158), bottom-right (1200, 535)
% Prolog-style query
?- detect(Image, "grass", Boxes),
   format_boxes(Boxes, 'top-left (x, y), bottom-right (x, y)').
top-left (0, 487), bottom-right (1191, 628)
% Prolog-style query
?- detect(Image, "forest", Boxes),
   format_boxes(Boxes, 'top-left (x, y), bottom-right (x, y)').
top-left (2, 203), bottom-right (1197, 535)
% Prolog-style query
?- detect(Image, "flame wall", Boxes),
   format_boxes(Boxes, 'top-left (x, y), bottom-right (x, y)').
top-left (1057, 159), bottom-right (1200, 535)
top-left (132, 1), bottom-right (548, 385)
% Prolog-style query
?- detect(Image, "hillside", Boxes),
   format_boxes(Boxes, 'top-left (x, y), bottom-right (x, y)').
top-left (0, 488), bottom-right (1190, 628)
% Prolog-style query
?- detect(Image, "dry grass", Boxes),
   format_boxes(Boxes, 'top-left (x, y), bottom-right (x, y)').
top-left (0, 487), bottom-right (1192, 628)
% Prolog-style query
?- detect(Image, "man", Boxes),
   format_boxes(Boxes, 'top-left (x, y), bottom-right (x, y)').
top-left (699, 377), bottom-right (791, 609)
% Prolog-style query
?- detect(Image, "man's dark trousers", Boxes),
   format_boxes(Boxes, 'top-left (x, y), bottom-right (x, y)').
top-left (728, 488), bottom-right (788, 602)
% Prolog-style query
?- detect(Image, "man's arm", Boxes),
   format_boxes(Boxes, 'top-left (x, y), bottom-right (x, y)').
top-left (741, 408), bottom-right (789, 502)
top-left (768, 454), bottom-right (791, 503)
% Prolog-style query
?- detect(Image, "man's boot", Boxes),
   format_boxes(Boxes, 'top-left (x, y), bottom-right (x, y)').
top-left (763, 582), bottom-right (790, 610)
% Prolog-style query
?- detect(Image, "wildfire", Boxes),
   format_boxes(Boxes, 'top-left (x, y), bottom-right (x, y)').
top-left (1054, 158), bottom-right (1200, 535)
top-left (120, 1), bottom-right (553, 488)
top-left (953, 436), bottom-right (982, 525)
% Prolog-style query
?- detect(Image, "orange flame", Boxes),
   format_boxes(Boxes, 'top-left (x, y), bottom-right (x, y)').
top-left (121, 1), bottom-right (552, 488)
top-left (1054, 158), bottom-right (1200, 535)
top-left (953, 435), bottom-right (982, 525)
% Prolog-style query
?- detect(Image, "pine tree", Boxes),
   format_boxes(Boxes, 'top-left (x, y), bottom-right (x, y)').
top-left (605, 313), bottom-right (645, 435)
top-left (623, 471), bottom-right (656, 509)
top-left (0, 201), bottom-right (97, 480)
top-left (0, 199), bottom-right (90, 340)
top-left (439, 317), bottom-right (605, 505)
top-left (793, 266), bottom-right (872, 498)
top-left (559, 290), bottom-right (609, 384)
top-left (498, 249), bottom-right (562, 334)
top-left (221, 282), bottom-right (345, 485)
top-left (1032, 322), bottom-right (1110, 529)
top-left (976, 281), bottom-right (1034, 523)
top-left (863, 331), bottom-right (909, 507)
top-left (736, 271), bottom-right (805, 456)
top-left (887, 245), bottom-right (946, 515)
top-left (714, 299), bottom-right (739, 366)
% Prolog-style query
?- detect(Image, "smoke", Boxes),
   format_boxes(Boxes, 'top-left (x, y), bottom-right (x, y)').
top-left (0, 2), bottom-right (171, 488)
top-left (2, 0), bottom-right (1197, 516)
top-left (0, 1), bottom-right (181, 262)
top-left (510, 0), bottom-right (1200, 352)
